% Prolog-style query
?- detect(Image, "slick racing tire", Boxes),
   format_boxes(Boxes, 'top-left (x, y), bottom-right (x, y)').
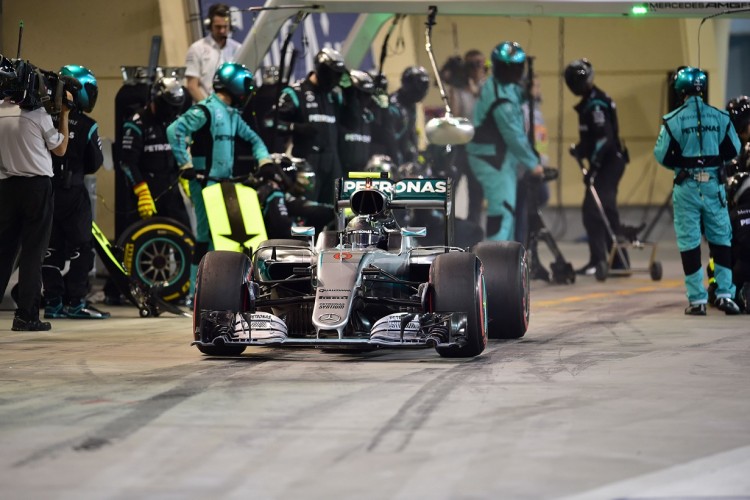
top-left (193, 251), bottom-right (251, 356)
top-left (117, 217), bottom-right (194, 302)
top-left (473, 241), bottom-right (529, 339)
top-left (431, 252), bottom-right (487, 358)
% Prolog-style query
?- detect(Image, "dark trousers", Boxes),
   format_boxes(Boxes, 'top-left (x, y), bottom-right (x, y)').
top-left (42, 185), bottom-right (94, 304)
top-left (582, 160), bottom-right (625, 265)
top-left (0, 176), bottom-right (54, 320)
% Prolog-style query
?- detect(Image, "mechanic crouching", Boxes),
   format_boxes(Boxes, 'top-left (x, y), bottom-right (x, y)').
top-left (167, 62), bottom-right (270, 305)
top-left (254, 153), bottom-right (334, 238)
top-left (654, 67), bottom-right (742, 315)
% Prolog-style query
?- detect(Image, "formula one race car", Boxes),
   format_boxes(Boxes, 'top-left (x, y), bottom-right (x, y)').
top-left (191, 173), bottom-right (529, 358)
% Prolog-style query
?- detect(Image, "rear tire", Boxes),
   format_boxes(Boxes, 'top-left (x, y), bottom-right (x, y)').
top-left (473, 241), bottom-right (529, 339)
top-left (193, 251), bottom-right (250, 356)
top-left (431, 252), bottom-right (486, 358)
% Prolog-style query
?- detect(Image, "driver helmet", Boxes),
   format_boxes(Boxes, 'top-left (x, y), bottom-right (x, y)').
top-left (213, 62), bottom-right (255, 108)
top-left (150, 76), bottom-right (186, 122)
top-left (314, 47), bottom-right (346, 92)
top-left (399, 66), bottom-right (430, 104)
top-left (490, 41), bottom-right (526, 85)
top-left (59, 64), bottom-right (98, 112)
top-left (564, 58), bottom-right (594, 96)
top-left (346, 216), bottom-right (382, 249)
top-left (673, 66), bottom-right (707, 98)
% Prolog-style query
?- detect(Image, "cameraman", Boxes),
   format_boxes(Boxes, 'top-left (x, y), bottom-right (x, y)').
top-left (0, 77), bottom-right (72, 331)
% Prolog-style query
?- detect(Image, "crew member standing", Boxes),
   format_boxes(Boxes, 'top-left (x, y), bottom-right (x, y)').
top-left (389, 66), bottom-right (430, 166)
top-left (467, 41), bottom-right (543, 242)
top-left (565, 58), bottom-right (629, 276)
top-left (42, 65), bottom-right (110, 320)
top-left (168, 62), bottom-right (270, 304)
top-left (185, 3), bottom-right (240, 103)
top-left (269, 48), bottom-right (346, 204)
top-left (0, 83), bottom-right (71, 331)
top-left (654, 66), bottom-right (742, 315)
top-left (119, 75), bottom-right (191, 229)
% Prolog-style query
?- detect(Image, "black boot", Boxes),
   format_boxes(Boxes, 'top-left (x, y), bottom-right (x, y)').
top-left (684, 303), bottom-right (707, 316)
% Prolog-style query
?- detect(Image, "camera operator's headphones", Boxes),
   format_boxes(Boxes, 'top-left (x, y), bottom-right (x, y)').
top-left (203, 3), bottom-right (234, 33)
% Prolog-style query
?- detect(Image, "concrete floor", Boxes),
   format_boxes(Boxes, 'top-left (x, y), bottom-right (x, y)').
top-left (1, 238), bottom-right (749, 499)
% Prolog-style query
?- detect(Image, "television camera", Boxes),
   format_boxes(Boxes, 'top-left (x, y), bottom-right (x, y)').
top-left (0, 54), bottom-right (80, 114)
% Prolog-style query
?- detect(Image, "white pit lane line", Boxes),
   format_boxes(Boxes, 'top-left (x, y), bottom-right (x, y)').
top-left (561, 445), bottom-right (750, 499)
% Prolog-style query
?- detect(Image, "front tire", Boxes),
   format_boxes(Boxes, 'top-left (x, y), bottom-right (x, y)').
top-left (473, 241), bottom-right (529, 339)
top-left (193, 251), bottom-right (251, 356)
top-left (431, 252), bottom-right (486, 358)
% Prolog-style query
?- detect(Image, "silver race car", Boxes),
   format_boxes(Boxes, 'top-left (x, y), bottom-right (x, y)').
top-left (191, 174), bottom-right (529, 358)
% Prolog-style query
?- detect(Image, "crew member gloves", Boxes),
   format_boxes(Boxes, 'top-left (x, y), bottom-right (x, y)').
top-left (179, 163), bottom-right (197, 180)
top-left (133, 182), bottom-right (157, 219)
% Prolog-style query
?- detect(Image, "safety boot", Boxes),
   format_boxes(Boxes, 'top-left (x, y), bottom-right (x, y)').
top-left (44, 298), bottom-right (68, 319)
top-left (715, 297), bottom-right (741, 315)
top-left (12, 316), bottom-right (52, 331)
top-left (65, 300), bottom-right (111, 319)
top-left (684, 303), bottom-right (707, 316)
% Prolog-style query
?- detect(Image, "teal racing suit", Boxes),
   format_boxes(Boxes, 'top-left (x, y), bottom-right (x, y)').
top-left (466, 78), bottom-right (539, 241)
top-left (654, 95), bottom-right (741, 305)
top-left (167, 93), bottom-right (269, 295)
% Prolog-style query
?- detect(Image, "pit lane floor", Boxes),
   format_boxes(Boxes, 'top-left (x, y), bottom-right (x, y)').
top-left (1, 240), bottom-right (749, 500)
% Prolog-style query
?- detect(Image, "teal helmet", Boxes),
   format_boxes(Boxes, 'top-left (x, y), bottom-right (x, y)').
top-left (491, 41), bottom-right (526, 84)
top-left (60, 65), bottom-right (98, 112)
top-left (213, 62), bottom-right (255, 108)
top-left (673, 66), bottom-right (707, 98)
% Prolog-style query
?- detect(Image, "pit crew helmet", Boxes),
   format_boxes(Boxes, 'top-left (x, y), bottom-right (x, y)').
top-left (564, 58), bottom-right (594, 96)
top-left (349, 69), bottom-right (375, 95)
top-left (726, 95), bottom-right (750, 135)
top-left (60, 65), bottom-right (98, 112)
top-left (399, 66), bottom-right (430, 104)
top-left (255, 159), bottom-right (293, 191)
top-left (491, 41), bottom-right (526, 85)
top-left (365, 155), bottom-right (396, 177)
top-left (314, 48), bottom-right (346, 92)
top-left (728, 172), bottom-right (750, 208)
top-left (673, 66), bottom-right (707, 98)
top-left (261, 65), bottom-right (280, 86)
top-left (150, 76), bottom-right (185, 122)
top-left (213, 62), bottom-right (255, 108)
top-left (396, 161), bottom-right (431, 181)
top-left (346, 216), bottom-right (382, 249)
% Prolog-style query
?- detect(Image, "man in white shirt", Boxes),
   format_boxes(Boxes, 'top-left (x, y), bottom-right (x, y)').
top-left (0, 94), bottom-right (71, 331)
top-left (185, 3), bottom-right (241, 103)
